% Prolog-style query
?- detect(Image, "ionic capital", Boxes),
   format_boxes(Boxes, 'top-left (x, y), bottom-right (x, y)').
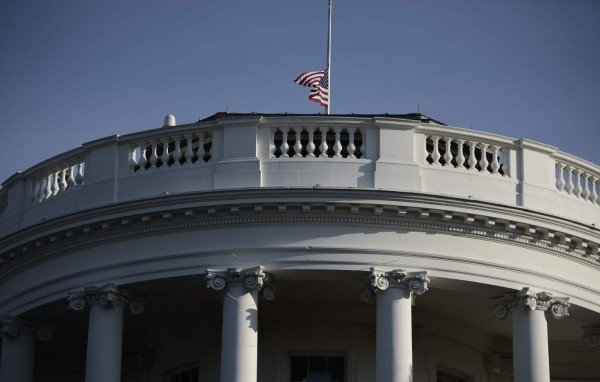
top-left (582, 327), bottom-right (600, 348)
top-left (0, 316), bottom-right (53, 341)
top-left (67, 284), bottom-right (145, 314)
top-left (490, 287), bottom-right (569, 320)
top-left (206, 266), bottom-right (275, 300)
top-left (361, 268), bottom-right (429, 302)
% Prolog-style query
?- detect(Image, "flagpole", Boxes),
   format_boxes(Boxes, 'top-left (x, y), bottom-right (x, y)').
top-left (326, 0), bottom-right (332, 115)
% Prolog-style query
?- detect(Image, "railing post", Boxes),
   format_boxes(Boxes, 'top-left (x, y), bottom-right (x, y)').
top-left (373, 120), bottom-right (423, 191)
top-left (516, 140), bottom-right (558, 211)
top-left (214, 118), bottom-right (262, 189)
top-left (80, 136), bottom-right (120, 209)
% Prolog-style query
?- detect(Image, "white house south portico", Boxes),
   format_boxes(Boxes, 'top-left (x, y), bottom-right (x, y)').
top-left (0, 113), bottom-right (599, 381)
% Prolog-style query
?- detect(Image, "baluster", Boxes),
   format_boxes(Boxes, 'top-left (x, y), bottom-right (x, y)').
top-left (467, 141), bottom-right (477, 170)
top-left (573, 169), bottom-right (583, 197)
top-left (307, 127), bottom-right (316, 157)
top-left (149, 140), bottom-right (159, 168)
top-left (478, 143), bottom-right (489, 173)
top-left (565, 166), bottom-right (575, 194)
top-left (31, 180), bottom-right (40, 203)
top-left (455, 139), bottom-right (465, 168)
top-left (430, 136), bottom-right (441, 165)
top-left (556, 162), bottom-right (566, 191)
top-left (360, 130), bottom-right (366, 158)
top-left (196, 133), bottom-right (207, 162)
top-left (443, 137), bottom-right (453, 167)
top-left (590, 177), bottom-right (599, 204)
top-left (319, 129), bottom-right (329, 158)
top-left (490, 146), bottom-right (500, 174)
top-left (501, 147), bottom-right (510, 177)
top-left (51, 170), bottom-right (60, 195)
top-left (347, 128), bottom-right (356, 158)
top-left (172, 137), bottom-right (182, 165)
top-left (129, 145), bottom-right (139, 171)
top-left (269, 129), bottom-right (276, 158)
top-left (293, 127), bottom-right (303, 158)
top-left (139, 142), bottom-right (149, 168)
top-left (67, 165), bottom-right (76, 186)
top-left (582, 173), bottom-right (591, 200)
top-left (39, 178), bottom-right (47, 200)
top-left (75, 163), bottom-right (84, 185)
top-left (160, 137), bottom-right (170, 167)
top-left (333, 127), bottom-right (342, 157)
top-left (184, 134), bottom-right (194, 164)
top-left (281, 129), bottom-right (290, 158)
top-left (59, 168), bottom-right (68, 190)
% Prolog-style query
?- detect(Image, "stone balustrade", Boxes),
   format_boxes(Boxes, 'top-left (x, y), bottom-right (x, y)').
top-left (270, 126), bottom-right (364, 159)
top-left (424, 134), bottom-right (510, 176)
top-left (27, 159), bottom-right (85, 204)
top-left (0, 114), bottom-right (598, 237)
top-left (128, 131), bottom-right (213, 172)
top-left (554, 154), bottom-right (600, 206)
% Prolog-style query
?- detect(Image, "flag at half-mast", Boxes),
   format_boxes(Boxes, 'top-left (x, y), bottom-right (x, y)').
top-left (294, 70), bottom-right (329, 108)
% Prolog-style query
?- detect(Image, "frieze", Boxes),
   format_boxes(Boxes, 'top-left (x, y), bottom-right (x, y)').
top-left (1, 200), bottom-right (599, 279)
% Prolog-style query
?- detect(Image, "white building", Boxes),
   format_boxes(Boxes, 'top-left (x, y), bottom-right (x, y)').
top-left (0, 112), bottom-right (599, 382)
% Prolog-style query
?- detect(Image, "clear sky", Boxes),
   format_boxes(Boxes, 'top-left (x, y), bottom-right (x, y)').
top-left (1, 0), bottom-right (599, 184)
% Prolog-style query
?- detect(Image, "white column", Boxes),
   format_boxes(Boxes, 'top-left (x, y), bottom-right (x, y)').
top-left (0, 316), bottom-right (52, 382)
top-left (206, 266), bottom-right (274, 382)
top-left (491, 287), bottom-right (569, 382)
top-left (68, 284), bottom-right (144, 382)
top-left (85, 302), bottom-right (124, 382)
top-left (362, 268), bottom-right (430, 382)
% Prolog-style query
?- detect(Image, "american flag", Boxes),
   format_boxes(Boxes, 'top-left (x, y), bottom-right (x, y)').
top-left (294, 70), bottom-right (329, 108)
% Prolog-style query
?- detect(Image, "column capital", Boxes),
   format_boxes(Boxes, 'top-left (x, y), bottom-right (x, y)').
top-left (490, 287), bottom-right (569, 320)
top-left (67, 284), bottom-right (145, 314)
top-left (0, 316), bottom-right (53, 341)
top-left (582, 327), bottom-right (600, 348)
top-left (206, 266), bottom-right (275, 300)
top-left (361, 268), bottom-right (429, 302)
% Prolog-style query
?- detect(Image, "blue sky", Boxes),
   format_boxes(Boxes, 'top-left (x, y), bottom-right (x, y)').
top-left (1, 0), bottom-right (599, 183)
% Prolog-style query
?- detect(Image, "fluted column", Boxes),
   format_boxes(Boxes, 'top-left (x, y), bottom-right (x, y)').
top-left (0, 316), bottom-right (52, 382)
top-left (491, 287), bottom-right (569, 382)
top-left (361, 268), bottom-right (430, 382)
top-left (68, 284), bottom-right (144, 382)
top-left (206, 266), bottom-right (275, 382)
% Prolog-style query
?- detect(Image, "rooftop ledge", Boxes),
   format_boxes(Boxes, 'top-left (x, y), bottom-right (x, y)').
top-left (1, 112), bottom-right (599, 239)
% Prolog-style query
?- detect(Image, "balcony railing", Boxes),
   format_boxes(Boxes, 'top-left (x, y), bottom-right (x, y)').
top-left (1, 114), bottom-right (598, 237)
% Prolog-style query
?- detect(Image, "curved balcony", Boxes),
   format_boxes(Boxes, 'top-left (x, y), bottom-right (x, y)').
top-left (1, 113), bottom-right (599, 236)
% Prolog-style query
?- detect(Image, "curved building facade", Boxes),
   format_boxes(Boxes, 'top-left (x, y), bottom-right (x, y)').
top-left (0, 113), bottom-right (599, 382)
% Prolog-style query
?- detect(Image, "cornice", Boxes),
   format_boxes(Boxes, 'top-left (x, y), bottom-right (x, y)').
top-left (0, 189), bottom-right (599, 280)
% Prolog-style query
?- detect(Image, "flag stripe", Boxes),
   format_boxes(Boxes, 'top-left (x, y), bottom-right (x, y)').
top-left (294, 70), bottom-right (329, 108)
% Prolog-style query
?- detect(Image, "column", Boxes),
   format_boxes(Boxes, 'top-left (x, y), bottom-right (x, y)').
top-left (0, 316), bottom-right (52, 382)
top-left (491, 287), bottom-right (569, 382)
top-left (68, 284), bottom-right (144, 382)
top-left (361, 268), bottom-right (430, 382)
top-left (206, 266), bottom-right (275, 382)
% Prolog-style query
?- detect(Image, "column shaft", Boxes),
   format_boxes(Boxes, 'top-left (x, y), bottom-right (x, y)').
top-left (220, 285), bottom-right (259, 382)
top-left (0, 333), bottom-right (35, 382)
top-left (376, 287), bottom-right (412, 382)
top-left (512, 309), bottom-right (550, 382)
top-left (85, 303), bottom-right (124, 382)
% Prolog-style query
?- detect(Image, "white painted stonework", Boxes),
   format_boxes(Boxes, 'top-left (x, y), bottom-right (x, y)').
top-left (0, 113), bottom-right (599, 382)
